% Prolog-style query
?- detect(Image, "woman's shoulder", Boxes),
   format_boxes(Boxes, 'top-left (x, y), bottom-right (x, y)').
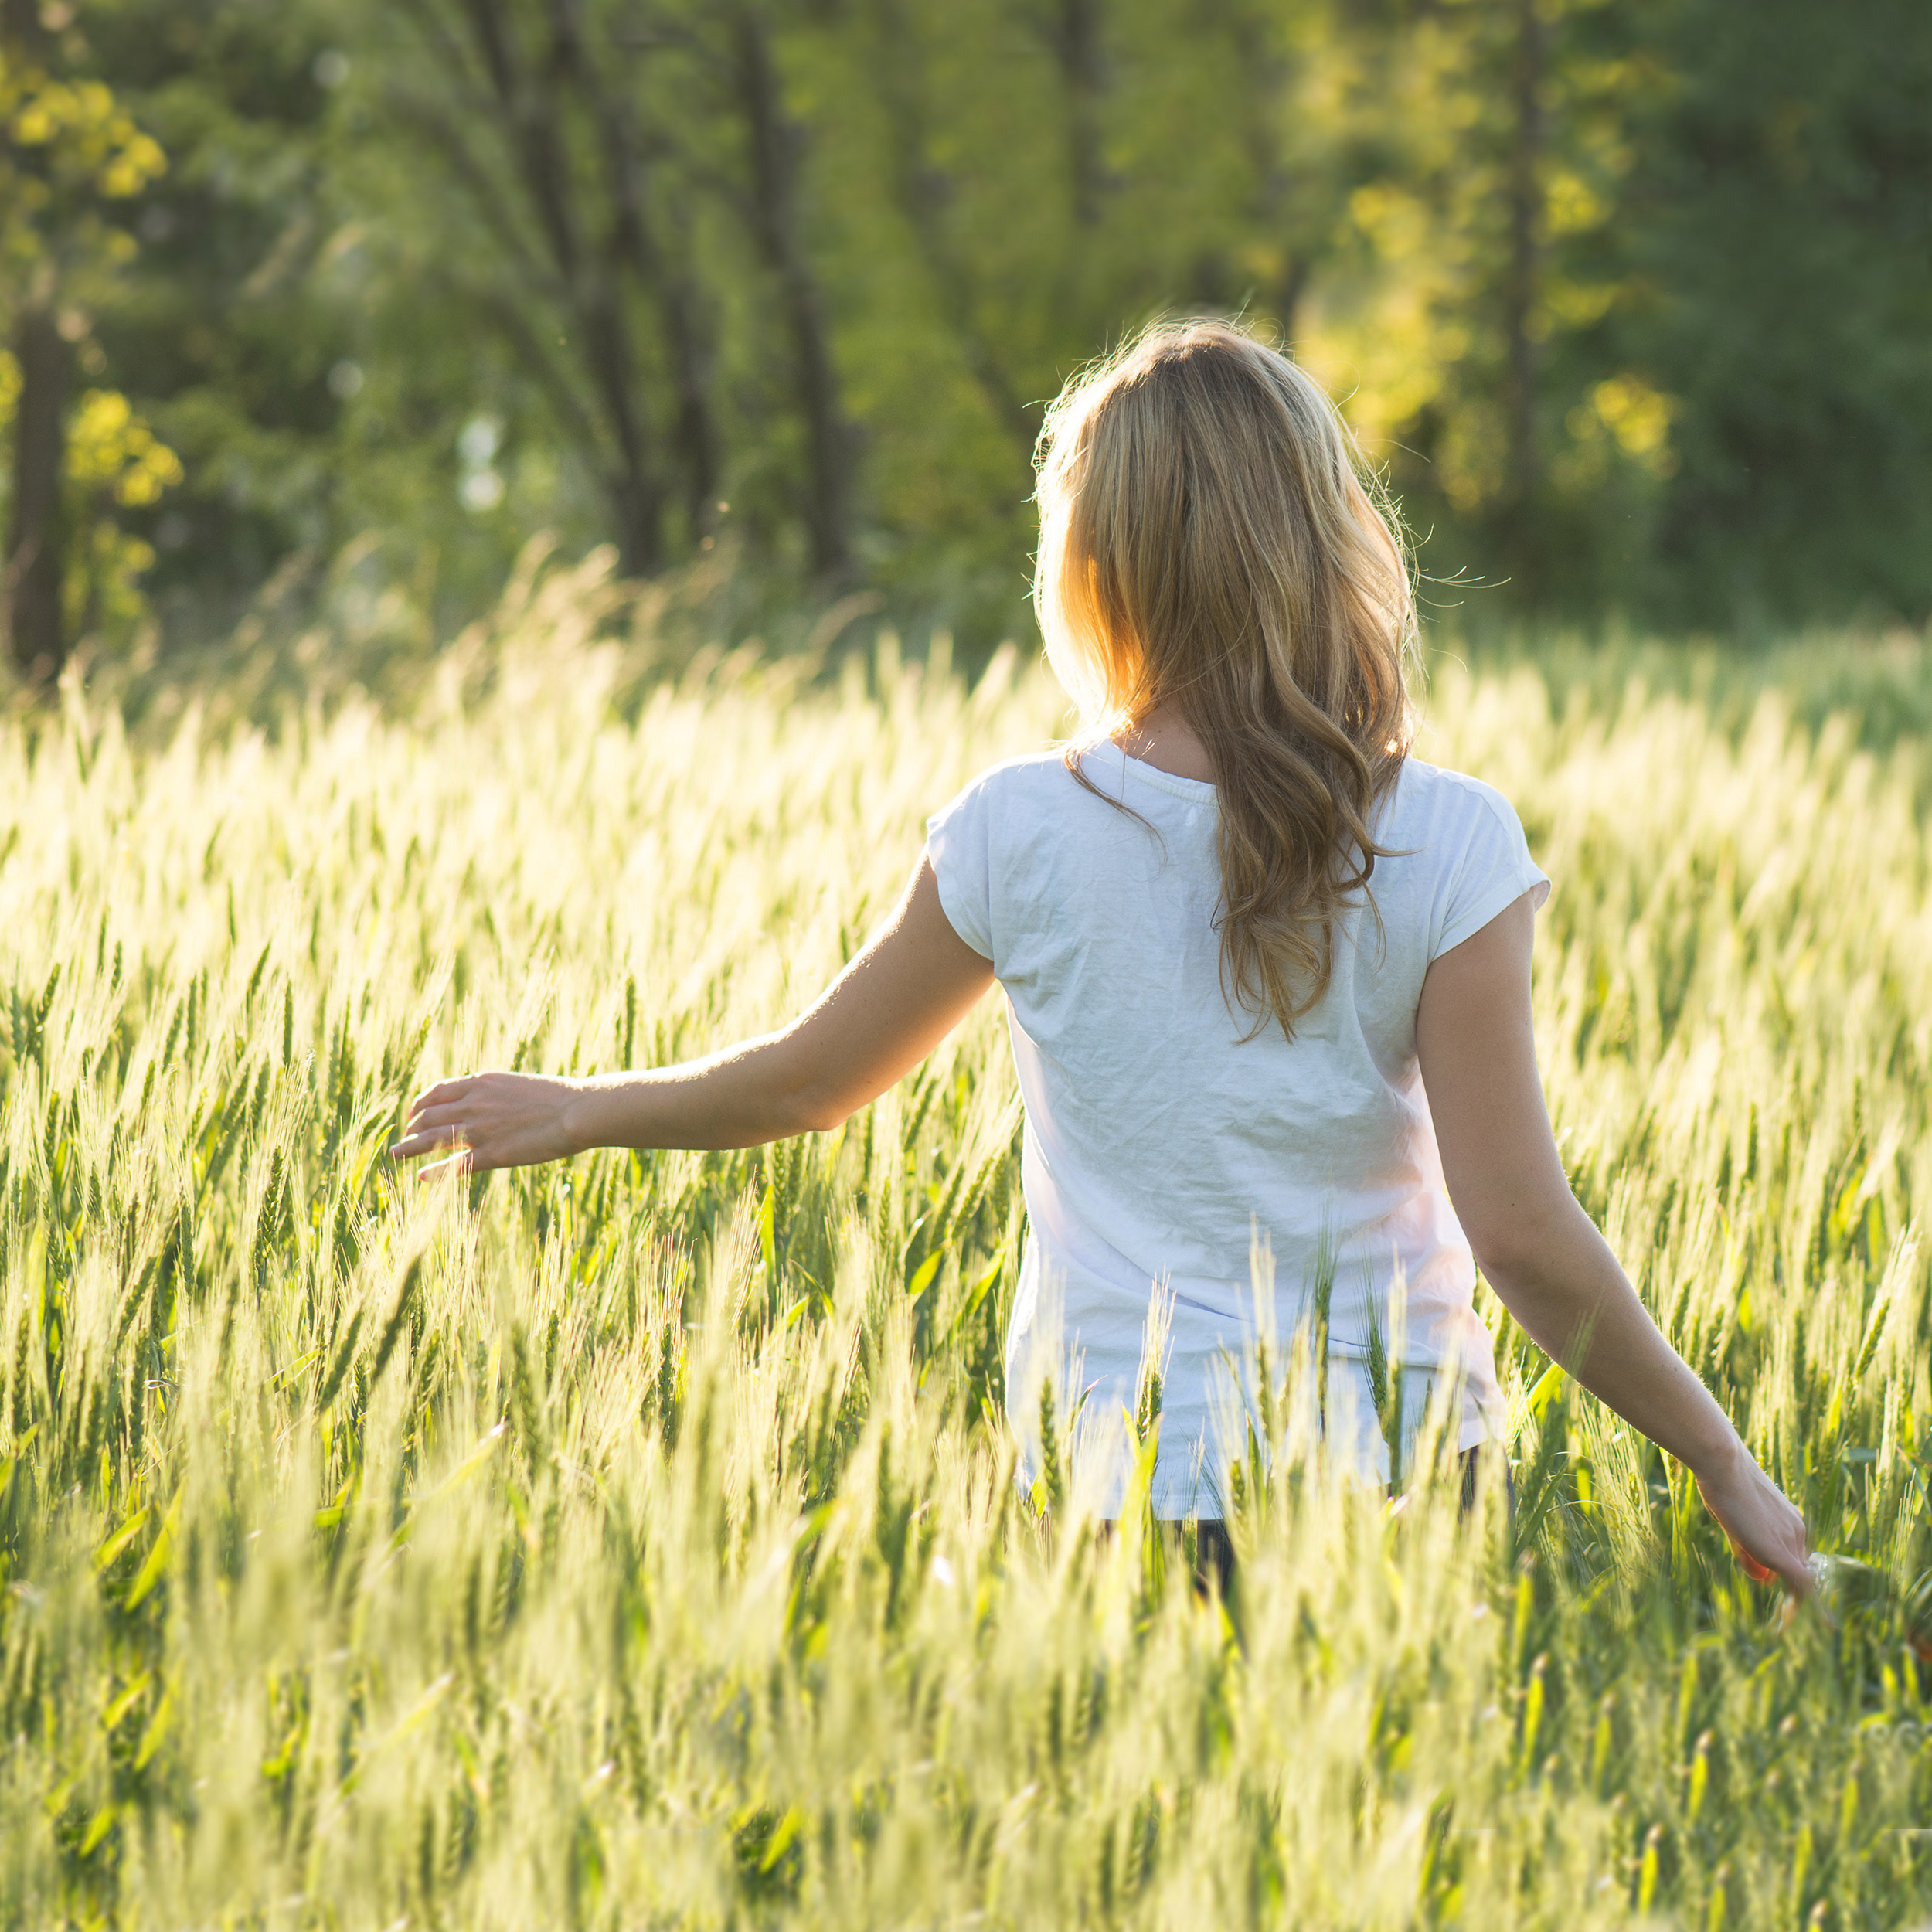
top-left (962, 748), bottom-right (1072, 791)
top-left (933, 750), bottom-right (1069, 818)
top-left (1377, 758), bottom-right (1540, 898)
top-left (928, 750), bottom-right (1073, 835)
top-left (1385, 756), bottom-right (1526, 842)
top-left (1380, 756), bottom-right (1549, 940)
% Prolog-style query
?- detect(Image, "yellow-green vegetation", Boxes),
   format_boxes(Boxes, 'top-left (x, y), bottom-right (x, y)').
top-left (4, 588), bottom-right (1932, 1927)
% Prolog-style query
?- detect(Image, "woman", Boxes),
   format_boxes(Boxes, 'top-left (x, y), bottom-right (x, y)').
top-left (393, 319), bottom-right (1810, 1593)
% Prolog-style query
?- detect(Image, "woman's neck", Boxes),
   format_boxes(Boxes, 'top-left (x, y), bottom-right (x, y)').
top-left (1110, 702), bottom-right (1216, 783)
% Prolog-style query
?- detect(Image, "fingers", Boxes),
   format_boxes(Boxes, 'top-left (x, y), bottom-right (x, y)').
top-left (1769, 1493), bottom-right (1812, 1597)
top-left (1732, 1543), bottom-right (1811, 1597)
top-left (1703, 1462), bottom-right (1812, 1598)
top-left (392, 1072), bottom-right (512, 1179)
top-left (1743, 1540), bottom-right (1811, 1597)
top-left (412, 1147), bottom-right (478, 1185)
top-left (1786, 1524), bottom-right (1815, 1597)
top-left (393, 1100), bottom-right (471, 1159)
top-left (393, 1086), bottom-right (480, 1164)
top-left (1756, 1527), bottom-right (1812, 1598)
top-left (393, 1069), bottom-right (570, 1182)
top-left (409, 1075), bottom-right (475, 1117)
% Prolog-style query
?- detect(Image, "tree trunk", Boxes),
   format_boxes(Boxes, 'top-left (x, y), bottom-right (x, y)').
top-left (1501, 0), bottom-right (1545, 594)
top-left (659, 202), bottom-right (722, 543)
top-left (1053, 0), bottom-right (1109, 228)
top-left (452, 0), bottom-right (666, 573)
top-left (728, 2), bottom-right (855, 583)
top-left (549, 0), bottom-right (723, 546)
top-left (4, 304), bottom-right (70, 685)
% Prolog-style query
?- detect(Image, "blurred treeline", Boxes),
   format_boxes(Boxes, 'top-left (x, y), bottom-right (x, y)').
top-left (2, 0), bottom-right (1930, 689)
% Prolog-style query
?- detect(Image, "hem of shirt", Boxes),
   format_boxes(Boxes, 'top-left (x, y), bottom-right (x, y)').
top-left (1049, 1396), bottom-right (1503, 1520)
top-left (1433, 862), bottom-right (1551, 961)
top-left (921, 833), bottom-right (994, 960)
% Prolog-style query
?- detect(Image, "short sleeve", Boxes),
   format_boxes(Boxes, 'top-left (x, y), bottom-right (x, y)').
top-left (1431, 781), bottom-right (1551, 961)
top-left (925, 777), bottom-right (996, 961)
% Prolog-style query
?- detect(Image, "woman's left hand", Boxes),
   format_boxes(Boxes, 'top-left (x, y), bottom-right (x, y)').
top-left (392, 1071), bottom-right (583, 1179)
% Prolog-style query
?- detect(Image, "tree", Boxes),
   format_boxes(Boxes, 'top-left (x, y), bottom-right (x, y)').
top-left (1, 0), bottom-right (166, 681)
top-left (374, 0), bottom-right (861, 585)
top-left (717, 0), bottom-right (855, 581)
top-left (1623, 0), bottom-right (1932, 624)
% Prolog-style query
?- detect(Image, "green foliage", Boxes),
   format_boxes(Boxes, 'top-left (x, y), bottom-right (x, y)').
top-left (0, 30), bottom-right (165, 269)
top-left (0, 11), bottom-right (177, 668)
top-left (85, 0), bottom-right (534, 644)
top-left (1619, 0), bottom-right (1932, 627)
top-left (9, 0), bottom-right (1930, 676)
top-left (3, 594), bottom-right (1932, 1922)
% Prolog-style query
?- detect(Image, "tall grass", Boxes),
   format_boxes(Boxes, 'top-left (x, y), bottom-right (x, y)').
top-left (3, 576), bottom-right (1931, 1927)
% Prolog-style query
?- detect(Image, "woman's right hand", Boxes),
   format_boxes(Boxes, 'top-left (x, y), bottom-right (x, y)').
top-left (1692, 1435), bottom-right (1811, 1594)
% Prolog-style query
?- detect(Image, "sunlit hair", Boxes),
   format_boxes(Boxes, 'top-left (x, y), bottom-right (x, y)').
top-left (1032, 317), bottom-right (1418, 1039)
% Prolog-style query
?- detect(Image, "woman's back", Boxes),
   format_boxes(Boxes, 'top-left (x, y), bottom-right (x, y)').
top-left (394, 313), bottom-right (1810, 1593)
top-left (929, 742), bottom-right (1546, 1511)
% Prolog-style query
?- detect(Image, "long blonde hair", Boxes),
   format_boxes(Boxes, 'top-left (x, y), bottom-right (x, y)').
top-left (1032, 318), bottom-right (1417, 1039)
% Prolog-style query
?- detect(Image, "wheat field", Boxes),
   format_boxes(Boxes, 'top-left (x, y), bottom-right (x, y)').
top-left (4, 568), bottom-right (1932, 1928)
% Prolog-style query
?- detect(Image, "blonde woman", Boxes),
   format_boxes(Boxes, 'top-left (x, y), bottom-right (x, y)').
top-left (395, 320), bottom-right (1809, 1594)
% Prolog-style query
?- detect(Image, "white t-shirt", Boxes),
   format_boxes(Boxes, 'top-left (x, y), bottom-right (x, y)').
top-left (925, 743), bottom-right (1550, 1517)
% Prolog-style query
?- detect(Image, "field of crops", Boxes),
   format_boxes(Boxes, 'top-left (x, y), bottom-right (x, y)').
top-left (5, 568), bottom-right (1932, 1928)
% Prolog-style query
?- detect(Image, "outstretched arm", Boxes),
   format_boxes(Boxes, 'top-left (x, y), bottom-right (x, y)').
top-left (393, 855), bottom-right (994, 1179)
top-left (1416, 892), bottom-right (1811, 1594)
